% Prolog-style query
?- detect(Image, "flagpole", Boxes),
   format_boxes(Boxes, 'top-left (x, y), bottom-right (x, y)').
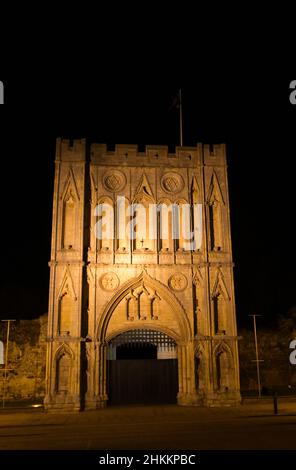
top-left (1, 320), bottom-right (15, 408)
top-left (179, 89), bottom-right (183, 147)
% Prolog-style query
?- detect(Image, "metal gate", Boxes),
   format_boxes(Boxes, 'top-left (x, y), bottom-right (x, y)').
top-left (107, 329), bottom-right (178, 405)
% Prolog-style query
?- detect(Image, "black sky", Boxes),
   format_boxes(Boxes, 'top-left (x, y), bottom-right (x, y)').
top-left (0, 26), bottom-right (295, 329)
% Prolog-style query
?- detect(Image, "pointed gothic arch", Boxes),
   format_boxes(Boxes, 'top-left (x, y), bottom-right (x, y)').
top-left (211, 269), bottom-right (231, 334)
top-left (57, 268), bottom-right (77, 336)
top-left (60, 168), bottom-right (80, 250)
top-left (211, 269), bottom-right (231, 300)
top-left (95, 195), bottom-right (114, 252)
top-left (214, 342), bottom-right (233, 392)
top-left (191, 176), bottom-right (200, 204)
top-left (57, 267), bottom-right (77, 301)
top-left (54, 344), bottom-right (74, 394)
top-left (174, 198), bottom-right (189, 251)
top-left (97, 272), bottom-right (192, 344)
top-left (191, 177), bottom-right (202, 252)
top-left (193, 267), bottom-right (203, 287)
top-left (61, 167), bottom-right (80, 203)
top-left (207, 171), bottom-right (225, 252)
top-left (206, 171), bottom-right (225, 205)
top-left (194, 345), bottom-right (206, 393)
top-left (133, 173), bottom-right (154, 202)
top-left (213, 340), bottom-right (233, 358)
top-left (54, 342), bottom-right (75, 361)
top-left (132, 174), bottom-right (156, 251)
top-left (158, 198), bottom-right (173, 252)
top-left (62, 190), bottom-right (76, 249)
top-left (116, 196), bottom-right (130, 252)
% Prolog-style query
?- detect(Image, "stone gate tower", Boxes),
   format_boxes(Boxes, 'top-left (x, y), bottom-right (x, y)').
top-left (44, 139), bottom-right (241, 411)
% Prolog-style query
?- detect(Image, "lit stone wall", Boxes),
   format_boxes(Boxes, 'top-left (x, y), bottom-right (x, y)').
top-left (0, 315), bottom-right (47, 400)
top-left (44, 139), bottom-right (242, 410)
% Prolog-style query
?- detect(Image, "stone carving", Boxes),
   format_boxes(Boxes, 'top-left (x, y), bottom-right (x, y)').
top-left (103, 170), bottom-right (126, 192)
top-left (168, 273), bottom-right (188, 292)
top-left (161, 172), bottom-right (184, 194)
top-left (192, 268), bottom-right (203, 287)
top-left (124, 283), bottom-right (161, 321)
top-left (100, 272), bottom-right (120, 291)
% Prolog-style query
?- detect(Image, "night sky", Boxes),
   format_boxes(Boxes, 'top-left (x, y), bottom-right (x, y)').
top-left (0, 39), bottom-right (295, 329)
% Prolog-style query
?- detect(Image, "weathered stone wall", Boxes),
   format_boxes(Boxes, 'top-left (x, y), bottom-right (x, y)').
top-left (238, 327), bottom-right (296, 392)
top-left (0, 315), bottom-right (47, 400)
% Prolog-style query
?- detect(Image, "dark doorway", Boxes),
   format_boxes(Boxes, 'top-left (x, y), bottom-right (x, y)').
top-left (107, 336), bottom-right (178, 405)
top-left (116, 343), bottom-right (157, 360)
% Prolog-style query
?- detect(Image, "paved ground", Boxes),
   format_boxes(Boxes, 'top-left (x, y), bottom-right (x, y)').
top-left (0, 398), bottom-right (295, 450)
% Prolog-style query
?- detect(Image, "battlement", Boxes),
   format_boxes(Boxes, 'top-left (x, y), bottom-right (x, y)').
top-left (91, 143), bottom-right (198, 158)
top-left (56, 138), bottom-right (86, 162)
top-left (203, 143), bottom-right (226, 166)
top-left (56, 139), bottom-right (226, 165)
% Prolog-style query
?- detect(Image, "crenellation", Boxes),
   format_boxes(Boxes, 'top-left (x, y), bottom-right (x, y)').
top-left (146, 145), bottom-right (168, 159)
top-left (90, 143), bottom-right (108, 163)
top-left (115, 144), bottom-right (138, 157)
top-left (56, 138), bottom-right (86, 162)
top-left (203, 143), bottom-right (227, 166)
top-left (90, 142), bottom-right (203, 166)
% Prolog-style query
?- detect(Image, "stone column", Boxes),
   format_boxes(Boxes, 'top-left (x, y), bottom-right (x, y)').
top-left (84, 340), bottom-right (96, 410)
top-left (177, 341), bottom-right (199, 406)
top-left (44, 139), bottom-right (87, 412)
top-left (97, 341), bottom-right (108, 407)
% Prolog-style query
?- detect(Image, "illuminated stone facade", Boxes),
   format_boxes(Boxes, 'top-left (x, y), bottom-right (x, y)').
top-left (44, 139), bottom-right (241, 410)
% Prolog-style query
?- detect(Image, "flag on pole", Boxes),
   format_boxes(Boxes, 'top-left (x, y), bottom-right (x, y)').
top-left (168, 89), bottom-right (181, 111)
top-left (169, 89), bottom-right (183, 146)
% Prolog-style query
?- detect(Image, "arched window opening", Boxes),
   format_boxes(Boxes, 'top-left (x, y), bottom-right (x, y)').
top-left (56, 352), bottom-right (71, 394)
top-left (62, 191), bottom-right (75, 249)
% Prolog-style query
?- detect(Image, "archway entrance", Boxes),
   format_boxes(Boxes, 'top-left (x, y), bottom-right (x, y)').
top-left (107, 329), bottom-right (178, 405)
